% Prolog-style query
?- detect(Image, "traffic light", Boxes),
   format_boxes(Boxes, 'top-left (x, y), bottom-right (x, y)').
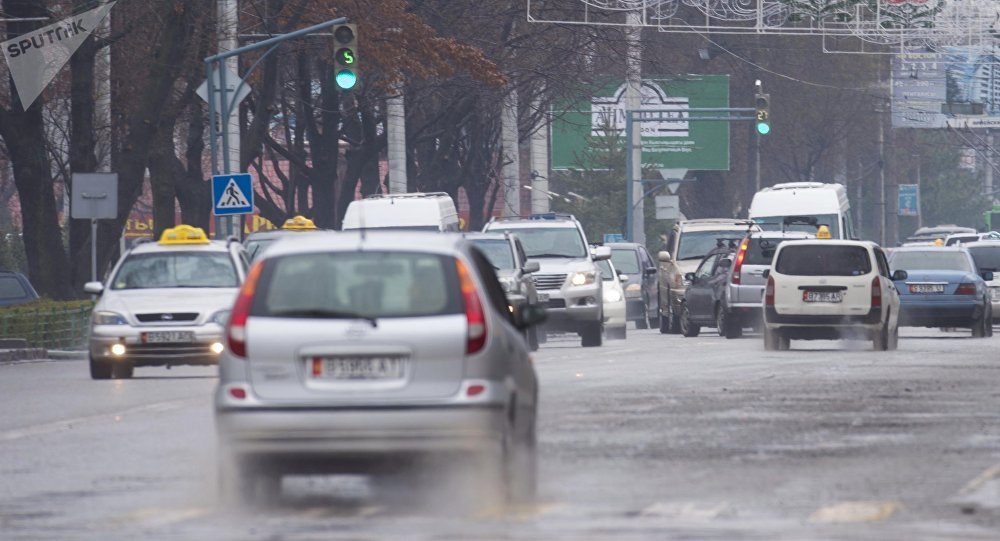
top-left (333, 23), bottom-right (358, 91)
top-left (755, 92), bottom-right (771, 135)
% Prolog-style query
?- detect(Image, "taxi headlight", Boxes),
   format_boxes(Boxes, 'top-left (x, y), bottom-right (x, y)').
top-left (603, 288), bottom-right (623, 303)
top-left (625, 283), bottom-right (642, 293)
top-left (210, 310), bottom-right (231, 326)
top-left (92, 311), bottom-right (127, 325)
top-left (570, 271), bottom-right (596, 286)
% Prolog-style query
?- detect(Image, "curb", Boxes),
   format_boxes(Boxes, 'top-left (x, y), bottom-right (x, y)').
top-left (0, 348), bottom-right (49, 364)
top-left (48, 350), bottom-right (88, 360)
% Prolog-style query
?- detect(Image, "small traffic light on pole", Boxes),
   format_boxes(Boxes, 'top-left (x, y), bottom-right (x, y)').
top-left (754, 79), bottom-right (770, 135)
top-left (333, 23), bottom-right (358, 91)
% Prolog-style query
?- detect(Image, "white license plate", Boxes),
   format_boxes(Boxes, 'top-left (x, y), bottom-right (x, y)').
top-left (909, 284), bottom-right (944, 294)
top-left (537, 292), bottom-right (549, 302)
top-left (312, 356), bottom-right (406, 380)
top-left (141, 331), bottom-right (195, 343)
top-left (803, 291), bottom-right (842, 303)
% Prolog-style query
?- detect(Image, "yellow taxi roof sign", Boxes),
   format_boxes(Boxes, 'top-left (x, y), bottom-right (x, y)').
top-left (816, 225), bottom-right (832, 239)
top-left (934, 238), bottom-right (944, 246)
top-left (282, 215), bottom-right (317, 230)
top-left (159, 225), bottom-right (210, 245)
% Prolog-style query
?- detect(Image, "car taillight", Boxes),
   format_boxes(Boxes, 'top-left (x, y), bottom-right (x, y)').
top-left (765, 275), bottom-right (775, 306)
top-left (731, 238), bottom-right (749, 285)
top-left (871, 276), bottom-right (881, 308)
top-left (227, 262), bottom-right (263, 358)
top-left (955, 282), bottom-right (977, 295)
top-left (455, 259), bottom-right (487, 354)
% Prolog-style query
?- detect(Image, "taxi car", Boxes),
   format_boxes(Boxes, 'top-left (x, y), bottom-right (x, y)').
top-left (84, 225), bottom-right (249, 379)
top-left (243, 215), bottom-right (320, 261)
top-left (214, 231), bottom-right (543, 505)
top-left (596, 258), bottom-right (628, 339)
top-left (762, 228), bottom-right (904, 351)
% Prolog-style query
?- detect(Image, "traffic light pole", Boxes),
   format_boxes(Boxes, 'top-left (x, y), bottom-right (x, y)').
top-left (624, 107), bottom-right (757, 242)
top-left (204, 16), bottom-right (348, 239)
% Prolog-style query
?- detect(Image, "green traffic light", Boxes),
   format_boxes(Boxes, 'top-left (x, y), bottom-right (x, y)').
top-left (756, 122), bottom-right (770, 135)
top-left (335, 69), bottom-right (358, 90)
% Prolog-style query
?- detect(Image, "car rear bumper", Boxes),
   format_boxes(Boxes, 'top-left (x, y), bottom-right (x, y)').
top-left (215, 404), bottom-right (506, 456)
top-left (898, 301), bottom-right (983, 327)
top-left (764, 306), bottom-right (882, 327)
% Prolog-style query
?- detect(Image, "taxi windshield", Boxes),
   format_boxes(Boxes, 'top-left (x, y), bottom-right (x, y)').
top-left (112, 252), bottom-right (238, 289)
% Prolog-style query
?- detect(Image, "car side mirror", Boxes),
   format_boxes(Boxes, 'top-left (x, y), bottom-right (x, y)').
top-left (658, 251), bottom-right (672, 262)
top-left (643, 267), bottom-right (657, 276)
top-left (84, 281), bottom-right (104, 295)
top-left (522, 260), bottom-right (540, 274)
top-left (515, 303), bottom-right (548, 330)
top-left (619, 274), bottom-right (629, 283)
top-left (718, 258), bottom-right (732, 269)
top-left (983, 271), bottom-right (994, 282)
top-left (591, 246), bottom-right (612, 261)
top-left (762, 269), bottom-right (770, 279)
top-left (684, 272), bottom-right (696, 283)
top-left (891, 270), bottom-right (908, 281)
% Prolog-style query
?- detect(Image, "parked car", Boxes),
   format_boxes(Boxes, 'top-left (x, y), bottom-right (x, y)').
top-left (681, 231), bottom-right (813, 339)
top-left (657, 218), bottom-right (757, 334)
top-left (484, 213), bottom-right (610, 347)
top-left (606, 242), bottom-right (658, 329)
top-left (0, 270), bottom-right (39, 308)
top-left (466, 232), bottom-right (541, 350)
top-left (85, 225), bottom-right (249, 379)
top-left (596, 258), bottom-right (627, 339)
top-left (342, 192), bottom-right (460, 232)
top-left (763, 237), bottom-right (903, 351)
top-left (964, 240), bottom-right (1000, 322)
top-left (888, 246), bottom-right (993, 337)
top-left (214, 231), bottom-right (543, 505)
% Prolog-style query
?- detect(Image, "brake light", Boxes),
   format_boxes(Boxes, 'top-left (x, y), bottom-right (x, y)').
top-left (455, 259), bottom-right (487, 354)
top-left (765, 275), bottom-right (775, 306)
top-left (955, 282), bottom-right (977, 295)
top-left (731, 238), bottom-right (750, 285)
top-left (871, 276), bottom-right (882, 308)
top-left (227, 262), bottom-right (263, 358)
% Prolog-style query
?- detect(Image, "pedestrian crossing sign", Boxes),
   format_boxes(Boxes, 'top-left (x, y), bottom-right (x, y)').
top-left (212, 173), bottom-right (254, 216)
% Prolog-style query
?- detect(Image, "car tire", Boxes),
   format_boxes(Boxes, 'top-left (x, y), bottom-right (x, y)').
top-left (972, 309), bottom-right (988, 338)
top-left (580, 321), bottom-right (603, 347)
top-left (663, 291), bottom-right (681, 334)
top-left (680, 304), bottom-right (700, 337)
top-left (527, 327), bottom-right (539, 351)
top-left (763, 327), bottom-right (779, 350)
top-left (873, 322), bottom-right (890, 351)
top-left (607, 325), bottom-right (627, 340)
top-left (111, 362), bottom-right (134, 379)
top-left (648, 298), bottom-right (661, 329)
top-left (778, 332), bottom-right (791, 350)
top-left (717, 305), bottom-right (743, 339)
top-left (888, 322), bottom-right (899, 350)
top-left (636, 302), bottom-right (650, 329)
top-left (89, 356), bottom-right (112, 380)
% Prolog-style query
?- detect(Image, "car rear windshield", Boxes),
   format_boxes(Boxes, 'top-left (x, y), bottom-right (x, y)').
top-left (251, 251), bottom-right (463, 319)
top-left (753, 214), bottom-right (840, 239)
top-left (890, 251), bottom-right (971, 273)
top-left (610, 249), bottom-right (640, 273)
top-left (968, 246), bottom-right (1000, 271)
top-left (489, 227), bottom-right (587, 258)
top-left (745, 237), bottom-right (794, 266)
top-left (471, 239), bottom-right (514, 270)
top-left (677, 230), bottom-right (744, 261)
top-left (112, 252), bottom-right (239, 289)
top-left (774, 245), bottom-right (872, 276)
top-left (0, 276), bottom-right (29, 300)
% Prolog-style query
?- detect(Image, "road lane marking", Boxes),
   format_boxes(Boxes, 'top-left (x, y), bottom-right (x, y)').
top-left (956, 463), bottom-right (1000, 496)
top-left (115, 507), bottom-right (211, 527)
top-left (639, 501), bottom-right (732, 520)
top-left (0, 398), bottom-right (201, 442)
top-left (808, 500), bottom-right (900, 523)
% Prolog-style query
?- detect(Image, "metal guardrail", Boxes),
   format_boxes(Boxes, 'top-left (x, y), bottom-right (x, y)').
top-left (0, 304), bottom-right (93, 350)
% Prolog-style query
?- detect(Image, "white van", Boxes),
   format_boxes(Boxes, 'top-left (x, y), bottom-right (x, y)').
top-left (749, 182), bottom-right (855, 239)
top-left (341, 192), bottom-right (460, 232)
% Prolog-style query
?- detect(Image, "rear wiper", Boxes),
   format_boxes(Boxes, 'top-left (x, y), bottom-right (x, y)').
top-left (270, 309), bottom-right (378, 327)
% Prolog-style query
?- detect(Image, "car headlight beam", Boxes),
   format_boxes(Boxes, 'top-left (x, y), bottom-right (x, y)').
top-left (603, 288), bottom-right (623, 303)
top-left (570, 271), bottom-right (596, 286)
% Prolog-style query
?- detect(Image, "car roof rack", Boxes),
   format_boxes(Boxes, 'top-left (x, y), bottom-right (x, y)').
top-left (487, 212), bottom-right (577, 223)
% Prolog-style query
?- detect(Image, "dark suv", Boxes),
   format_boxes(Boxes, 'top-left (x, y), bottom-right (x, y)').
top-left (466, 232), bottom-right (541, 349)
top-left (0, 270), bottom-right (39, 308)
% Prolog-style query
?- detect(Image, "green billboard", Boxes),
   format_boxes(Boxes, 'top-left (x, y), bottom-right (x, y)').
top-left (550, 75), bottom-right (730, 171)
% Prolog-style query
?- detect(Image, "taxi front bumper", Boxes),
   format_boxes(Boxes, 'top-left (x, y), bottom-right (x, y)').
top-left (89, 323), bottom-right (226, 366)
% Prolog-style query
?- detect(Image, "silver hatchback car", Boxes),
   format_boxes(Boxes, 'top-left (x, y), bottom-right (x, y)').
top-left (215, 232), bottom-right (543, 506)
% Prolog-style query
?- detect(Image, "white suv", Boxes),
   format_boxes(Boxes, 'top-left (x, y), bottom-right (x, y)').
top-left (763, 239), bottom-right (904, 351)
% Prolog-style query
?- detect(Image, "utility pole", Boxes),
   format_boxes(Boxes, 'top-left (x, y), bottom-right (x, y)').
top-left (386, 87), bottom-right (407, 194)
top-left (501, 88), bottom-right (520, 216)
top-left (987, 130), bottom-right (995, 206)
top-left (530, 96), bottom-right (550, 214)
top-left (217, 0), bottom-right (240, 238)
top-left (878, 110), bottom-right (886, 246)
top-left (625, 9), bottom-right (644, 244)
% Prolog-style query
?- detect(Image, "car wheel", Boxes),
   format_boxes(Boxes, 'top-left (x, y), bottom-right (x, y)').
top-left (873, 322), bottom-right (890, 351)
top-left (648, 298), bottom-right (661, 329)
top-left (972, 310), bottom-right (988, 338)
top-left (716, 305), bottom-right (743, 339)
top-left (763, 327), bottom-right (779, 350)
top-left (635, 302), bottom-right (650, 329)
top-left (527, 327), bottom-right (539, 351)
top-left (680, 304), bottom-right (700, 337)
top-left (778, 333), bottom-right (791, 350)
top-left (580, 321), bottom-right (603, 347)
top-left (89, 356), bottom-right (112, 380)
top-left (111, 362), bottom-right (134, 379)
top-left (888, 322), bottom-right (900, 350)
top-left (664, 291), bottom-right (681, 334)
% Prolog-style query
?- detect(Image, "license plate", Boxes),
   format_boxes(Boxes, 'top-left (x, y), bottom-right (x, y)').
top-left (909, 284), bottom-right (944, 294)
top-left (803, 291), bottom-right (842, 303)
top-left (537, 292), bottom-right (549, 302)
top-left (311, 356), bottom-right (406, 380)
top-left (141, 331), bottom-right (195, 343)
